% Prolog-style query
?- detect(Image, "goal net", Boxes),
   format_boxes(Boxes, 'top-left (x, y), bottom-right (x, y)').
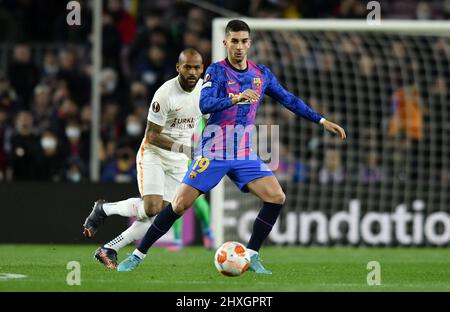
top-left (210, 19), bottom-right (450, 247)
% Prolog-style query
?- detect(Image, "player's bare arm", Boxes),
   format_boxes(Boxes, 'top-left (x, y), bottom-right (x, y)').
top-left (321, 119), bottom-right (347, 140)
top-left (145, 120), bottom-right (192, 158)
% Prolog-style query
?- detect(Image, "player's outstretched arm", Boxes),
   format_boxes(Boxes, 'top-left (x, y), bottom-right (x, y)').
top-left (264, 66), bottom-right (347, 140)
top-left (145, 121), bottom-right (193, 158)
top-left (264, 66), bottom-right (323, 123)
top-left (321, 119), bottom-right (347, 140)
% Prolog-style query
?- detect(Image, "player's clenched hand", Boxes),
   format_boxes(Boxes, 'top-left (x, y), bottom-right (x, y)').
top-left (321, 120), bottom-right (347, 140)
top-left (234, 89), bottom-right (259, 104)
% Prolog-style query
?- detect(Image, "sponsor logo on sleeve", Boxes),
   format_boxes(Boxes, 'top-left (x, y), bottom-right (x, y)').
top-left (201, 82), bottom-right (212, 89)
top-left (203, 73), bottom-right (211, 84)
top-left (201, 73), bottom-right (213, 89)
top-left (152, 101), bottom-right (160, 113)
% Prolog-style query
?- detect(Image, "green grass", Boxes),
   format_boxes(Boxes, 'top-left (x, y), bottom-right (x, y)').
top-left (1, 245), bottom-right (450, 291)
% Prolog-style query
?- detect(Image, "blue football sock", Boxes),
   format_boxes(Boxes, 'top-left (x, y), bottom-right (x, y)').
top-left (247, 202), bottom-right (283, 252)
top-left (137, 204), bottom-right (181, 254)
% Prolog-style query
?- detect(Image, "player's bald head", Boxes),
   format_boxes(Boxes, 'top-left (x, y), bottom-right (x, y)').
top-left (176, 48), bottom-right (204, 91)
top-left (178, 48), bottom-right (202, 64)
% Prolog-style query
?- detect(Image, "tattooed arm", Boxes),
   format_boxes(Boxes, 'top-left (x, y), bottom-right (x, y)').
top-left (145, 121), bottom-right (193, 159)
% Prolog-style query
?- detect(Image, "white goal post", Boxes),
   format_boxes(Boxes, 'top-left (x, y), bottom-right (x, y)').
top-left (210, 19), bottom-right (450, 248)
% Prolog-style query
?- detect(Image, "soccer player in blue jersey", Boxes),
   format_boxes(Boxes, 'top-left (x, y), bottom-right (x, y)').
top-left (118, 19), bottom-right (346, 273)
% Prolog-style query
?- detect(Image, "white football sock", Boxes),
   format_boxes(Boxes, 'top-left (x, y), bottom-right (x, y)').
top-left (247, 248), bottom-right (258, 258)
top-left (102, 198), bottom-right (147, 219)
top-left (104, 219), bottom-right (151, 252)
top-left (133, 249), bottom-right (147, 260)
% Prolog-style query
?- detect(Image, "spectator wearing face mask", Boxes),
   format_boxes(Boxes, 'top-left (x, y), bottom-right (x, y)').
top-left (38, 129), bottom-right (64, 181)
top-left (118, 113), bottom-right (144, 151)
top-left (9, 111), bottom-right (40, 180)
top-left (62, 118), bottom-right (89, 169)
top-left (65, 157), bottom-right (85, 183)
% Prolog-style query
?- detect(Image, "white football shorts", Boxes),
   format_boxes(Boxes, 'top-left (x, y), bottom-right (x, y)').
top-left (136, 145), bottom-right (188, 202)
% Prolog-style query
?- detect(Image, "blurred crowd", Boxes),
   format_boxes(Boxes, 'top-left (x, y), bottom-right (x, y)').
top-left (0, 0), bottom-right (449, 183)
top-left (254, 31), bottom-right (450, 187)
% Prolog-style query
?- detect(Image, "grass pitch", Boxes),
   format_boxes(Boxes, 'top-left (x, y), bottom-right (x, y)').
top-left (1, 245), bottom-right (449, 292)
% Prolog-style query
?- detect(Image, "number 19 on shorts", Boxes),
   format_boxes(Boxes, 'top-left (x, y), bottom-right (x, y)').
top-left (189, 157), bottom-right (210, 179)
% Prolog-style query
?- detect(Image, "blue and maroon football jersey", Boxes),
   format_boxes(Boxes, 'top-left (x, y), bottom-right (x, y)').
top-left (181, 58), bottom-right (323, 193)
top-left (198, 58), bottom-right (323, 159)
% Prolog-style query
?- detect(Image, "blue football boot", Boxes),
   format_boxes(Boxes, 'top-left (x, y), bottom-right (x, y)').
top-left (248, 254), bottom-right (272, 275)
top-left (117, 254), bottom-right (142, 272)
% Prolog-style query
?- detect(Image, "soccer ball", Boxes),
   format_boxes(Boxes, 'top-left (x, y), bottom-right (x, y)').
top-left (214, 241), bottom-right (250, 276)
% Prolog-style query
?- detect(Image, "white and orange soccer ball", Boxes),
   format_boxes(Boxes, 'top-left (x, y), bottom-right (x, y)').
top-left (214, 241), bottom-right (250, 276)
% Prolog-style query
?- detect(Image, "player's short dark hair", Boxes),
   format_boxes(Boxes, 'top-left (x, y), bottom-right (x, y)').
top-left (225, 20), bottom-right (251, 36)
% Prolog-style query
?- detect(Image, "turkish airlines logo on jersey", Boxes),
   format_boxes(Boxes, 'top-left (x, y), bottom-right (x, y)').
top-left (152, 101), bottom-right (160, 113)
top-left (170, 117), bottom-right (195, 129)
